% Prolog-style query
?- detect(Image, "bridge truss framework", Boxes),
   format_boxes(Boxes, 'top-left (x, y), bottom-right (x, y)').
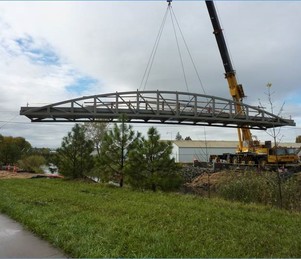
top-left (20, 90), bottom-right (295, 130)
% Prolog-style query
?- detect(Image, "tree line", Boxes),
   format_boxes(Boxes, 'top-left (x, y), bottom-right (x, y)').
top-left (0, 134), bottom-right (53, 173)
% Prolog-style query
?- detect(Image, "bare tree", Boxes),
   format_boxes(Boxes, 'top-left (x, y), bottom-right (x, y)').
top-left (259, 83), bottom-right (285, 208)
top-left (259, 83), bottom-right (285, 145)
top-left (83, 121), bottom-right (109, 158)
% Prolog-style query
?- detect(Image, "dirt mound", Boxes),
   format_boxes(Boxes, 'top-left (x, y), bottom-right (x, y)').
top-left (185, 171), bottom-right (229, 188)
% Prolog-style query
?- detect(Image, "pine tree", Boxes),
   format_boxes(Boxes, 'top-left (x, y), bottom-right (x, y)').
top-left (126, 127), bottom-right (182, 192)
top-left (175, 132), bottom-right (183, 140)
top-left (99, 116), bottom-right (141, 187)
top-left (57, 124), bottom-right (94, 179)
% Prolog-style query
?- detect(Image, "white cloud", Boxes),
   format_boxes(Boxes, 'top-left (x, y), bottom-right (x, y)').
top-left (0, 1), bottom-right (300, 147)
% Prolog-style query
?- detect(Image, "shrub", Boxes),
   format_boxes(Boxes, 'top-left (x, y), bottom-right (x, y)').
top-left (18, 155), bottom-right (46, 173)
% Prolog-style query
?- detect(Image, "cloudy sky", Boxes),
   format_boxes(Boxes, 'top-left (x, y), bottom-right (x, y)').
top-left (0, 1), bottom-right (301, 148)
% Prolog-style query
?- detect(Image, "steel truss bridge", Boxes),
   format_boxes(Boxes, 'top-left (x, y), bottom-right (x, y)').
top-left (20, 90), bottom-right (295, 130)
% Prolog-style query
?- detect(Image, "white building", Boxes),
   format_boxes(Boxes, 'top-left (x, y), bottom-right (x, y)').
top-left (171, 140), bottom-right (301, 163)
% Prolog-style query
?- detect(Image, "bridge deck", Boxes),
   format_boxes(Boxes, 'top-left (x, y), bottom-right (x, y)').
top-left (20, 90), bottom-right (295, 130)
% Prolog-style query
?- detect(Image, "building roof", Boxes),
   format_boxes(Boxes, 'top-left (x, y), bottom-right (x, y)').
top-left (172, 140), bottom-right (301, 149)
top-left (173, 140), bottom-right (238, 148)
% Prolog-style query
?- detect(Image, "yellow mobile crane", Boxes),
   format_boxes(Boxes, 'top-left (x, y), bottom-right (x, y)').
top-left (205, 1), bottom-right (300, 165)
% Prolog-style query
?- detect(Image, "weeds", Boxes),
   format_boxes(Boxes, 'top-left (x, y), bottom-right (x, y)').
top-left (216, 170), bottom-right (301, 211)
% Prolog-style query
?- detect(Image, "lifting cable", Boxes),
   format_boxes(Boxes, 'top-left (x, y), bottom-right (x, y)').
top-left (139, 0), bottom-right (207, 95)
top-left (169, 6), bottom-right (207, 95)
top-left (169, 4), bottom-right (189, 92)
top-left (169, 1), bottom-right (209, 147)
top-left (139, 5), bottom-right (169, 91)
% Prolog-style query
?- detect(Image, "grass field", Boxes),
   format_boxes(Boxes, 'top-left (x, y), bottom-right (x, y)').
top-left (0, 178), bottom-right (300, 258)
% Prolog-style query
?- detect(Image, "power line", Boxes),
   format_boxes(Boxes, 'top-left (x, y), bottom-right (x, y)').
top-left (0, 120), bottom-right (74, 127)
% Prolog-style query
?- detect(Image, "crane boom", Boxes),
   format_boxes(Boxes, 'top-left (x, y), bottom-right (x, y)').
top-left (206, 1), bottom-right (234, 75)
top-left (203, 1), bottom-right (299, 166)
top-left (205, 0), bottom-right (253, 152)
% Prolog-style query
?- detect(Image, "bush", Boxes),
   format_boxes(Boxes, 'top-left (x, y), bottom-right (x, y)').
top-left (18, 155), bottom-right (46, 173)
top-left (127, 169), bottom-right (184, 192)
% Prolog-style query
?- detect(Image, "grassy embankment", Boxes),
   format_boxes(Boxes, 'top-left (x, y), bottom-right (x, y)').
top-left (0, 179), bottom-right (300, 258)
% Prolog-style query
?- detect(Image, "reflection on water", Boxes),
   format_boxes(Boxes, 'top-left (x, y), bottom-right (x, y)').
top-left (40, 163), bottom-right (59, 175)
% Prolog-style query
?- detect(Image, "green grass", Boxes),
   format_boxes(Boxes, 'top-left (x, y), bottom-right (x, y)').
top-left (0, 179), bottom-right (301, 258)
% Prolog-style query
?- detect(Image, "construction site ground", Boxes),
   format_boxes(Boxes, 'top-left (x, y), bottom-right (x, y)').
top-left (0, 170), bottom-right (38, 179)
top-left (0, 170), bottom-right (63, 179)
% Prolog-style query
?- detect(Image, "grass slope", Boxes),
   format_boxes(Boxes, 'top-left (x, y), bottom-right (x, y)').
top-left (0, 179), bottom-right (300, 258)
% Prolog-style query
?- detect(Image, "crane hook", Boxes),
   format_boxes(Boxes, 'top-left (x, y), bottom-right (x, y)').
top-left (167, 0), bottom-right (172, 6)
